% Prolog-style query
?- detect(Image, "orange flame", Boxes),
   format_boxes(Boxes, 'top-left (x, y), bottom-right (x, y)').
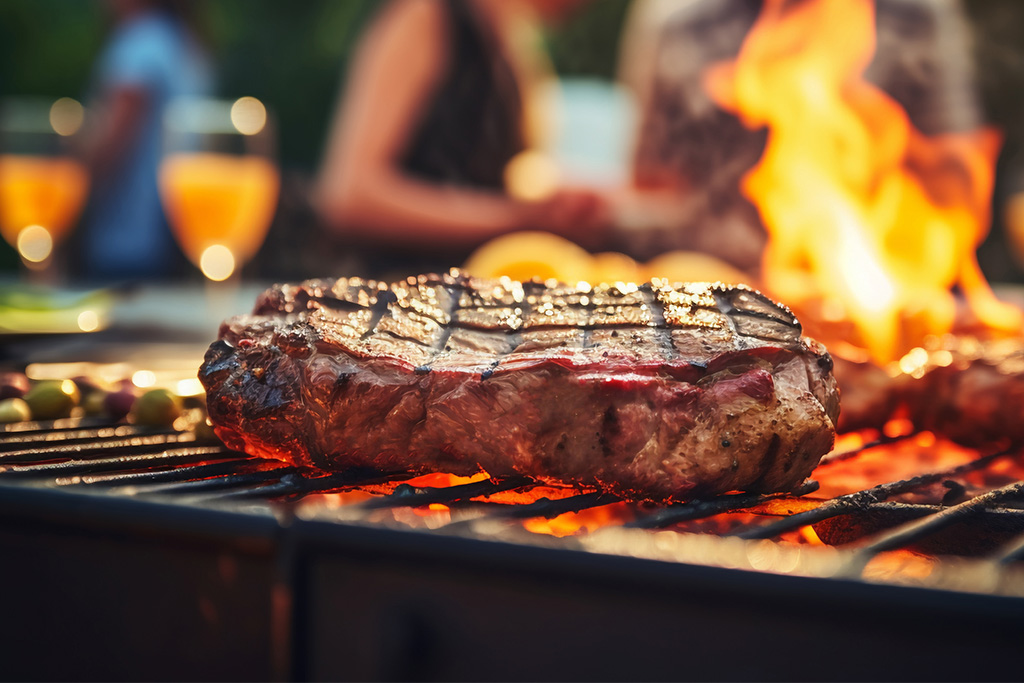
top-left (705, 0), bottom-right (1021, 363)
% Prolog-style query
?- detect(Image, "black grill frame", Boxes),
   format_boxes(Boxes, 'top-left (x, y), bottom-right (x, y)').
top-left (3, 418), bottom-right (1024, 680)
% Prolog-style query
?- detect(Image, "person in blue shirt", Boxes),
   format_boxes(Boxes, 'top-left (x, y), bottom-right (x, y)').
top-left (79, 0), bottom-right (212, 281)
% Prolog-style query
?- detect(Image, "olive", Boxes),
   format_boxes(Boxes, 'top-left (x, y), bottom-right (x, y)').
top-left (71, 375), bottom-right (105, 399)
top-left (103, 388), bottom-right (138, 421)
top-left (193, 417), bottom-right (219, 441)
top-left (0, 371), bottom-right (31, 400)
top-left (23, 379), bottom-right (81, 420)
top-left (81, 391), bottom-right (108, 417)
top-left (132, 388), bottom-right (183, 426)
top-left (0, 397), bottom-right (32, 423)
top-left (181, 393), bottom-right (206, 411)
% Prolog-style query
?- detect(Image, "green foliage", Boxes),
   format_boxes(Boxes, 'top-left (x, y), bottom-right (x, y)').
top-left (547, 0), bottom-right (631, 79)
top-left (0, 1), bottom-right (105, 99)
top-left (0, 0), bottom-right (626, 172)
top-left (201, 0), bottom-right (383, 169)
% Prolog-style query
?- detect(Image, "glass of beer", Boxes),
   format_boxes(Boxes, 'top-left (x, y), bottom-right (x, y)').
top-left (0, 97), bottom-right (90, 278)
top-left (158, 97), bottom-right (279, 283)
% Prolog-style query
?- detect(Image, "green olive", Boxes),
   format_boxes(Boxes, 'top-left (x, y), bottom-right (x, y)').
top-left (81, 391), bottom-right (107, 417)
top-left (23, 379), bottom-right (81, 420)
top-left (193, 416), bottom-right (219, 441)
top-left (132, 388), bottom-right (183, 426)
top-left (0, 397), bottom-right (32, 423)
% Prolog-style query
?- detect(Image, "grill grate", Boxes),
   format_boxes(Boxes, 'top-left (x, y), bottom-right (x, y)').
top-left (5, 416), bottom-right (1024, 681)
top-left (3, 416), bottom-right (1024, 592)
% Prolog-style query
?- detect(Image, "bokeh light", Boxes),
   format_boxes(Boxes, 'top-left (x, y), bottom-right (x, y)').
top-left (230, 96), bottom-right (267, 136)
top-left (504, 150), bottom-right (560, 201)
top-left (132, 370), bottom-right (157, 388)
top-left (49, 97), bottom-right (84, 136)
top-left (200, 244), bottom-right (236, 281)
top-left (16, 224), bottom-right (53, 263)
top-left (76, 310), bottom-right (99, 332)
top-left (175, 378), bottom-right (204, 397)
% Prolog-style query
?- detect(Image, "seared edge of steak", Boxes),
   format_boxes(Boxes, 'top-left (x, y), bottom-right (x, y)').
top-left (201, 272), bottom-right (839, 500)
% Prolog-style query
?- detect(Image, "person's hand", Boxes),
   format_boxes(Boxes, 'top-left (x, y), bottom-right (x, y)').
top-left (523, 188), bottom-right (612, 250)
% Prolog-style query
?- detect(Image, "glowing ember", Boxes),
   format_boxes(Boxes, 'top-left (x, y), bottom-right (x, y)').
top-left (862, 549), bottom-right (937, 582)
top-left (523, 502), bottom-right (634, 538)
top-left (704, 0), bottom-right (1021, 363)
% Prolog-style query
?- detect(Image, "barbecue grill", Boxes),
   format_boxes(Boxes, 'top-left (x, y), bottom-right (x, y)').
top-left (3, 414), bottom-right (1023, 681)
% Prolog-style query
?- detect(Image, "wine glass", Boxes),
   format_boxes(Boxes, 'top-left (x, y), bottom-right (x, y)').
top-left (158, 96), bottom-right (280, 285)
top-left (0, 97), bottom-right (90, 280)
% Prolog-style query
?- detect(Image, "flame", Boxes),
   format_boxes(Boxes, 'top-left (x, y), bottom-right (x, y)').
top-left (403, 471), bottom-right (490, 488)
top-left (523, 502), bottom-right (634, 537)
top-left (705, 0), bottom-right (1021, 363)
top-left (862, 549), bottom-right (937, 582)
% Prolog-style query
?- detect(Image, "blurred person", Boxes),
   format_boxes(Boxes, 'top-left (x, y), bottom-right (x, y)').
top-left (77, 0), bottom-right (212, 281)
top-left (615, 0), bottom-right (985, 275)
top-left (315, 0), bottom-right (610, 278)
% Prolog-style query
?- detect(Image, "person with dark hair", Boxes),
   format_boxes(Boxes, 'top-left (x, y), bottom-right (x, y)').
top-left (315, 0), bottom-right (609, 277)
top-left (78, 0), bottom-right (212, 281)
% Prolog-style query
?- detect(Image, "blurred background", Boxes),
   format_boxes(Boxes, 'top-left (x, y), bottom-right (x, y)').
top-left (1, 0), bottom-right (1024, 286)
top-left (0, 0), bottom-right (632, 282)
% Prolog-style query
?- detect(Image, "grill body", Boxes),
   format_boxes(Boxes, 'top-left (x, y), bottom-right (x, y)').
top-left (3, 479), bottom-right (1024, 682)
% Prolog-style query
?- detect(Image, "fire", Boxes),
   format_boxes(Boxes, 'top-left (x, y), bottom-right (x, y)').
top-left (522, 502), bottom-right (634, 538)
top-left (705, 0), bottom-right (1021, 363)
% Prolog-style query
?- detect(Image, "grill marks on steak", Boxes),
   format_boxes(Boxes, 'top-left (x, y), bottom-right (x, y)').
top-left (253, 275), bottom-right (801, 371)
top-left (202, 272), bottom-right (839, 500)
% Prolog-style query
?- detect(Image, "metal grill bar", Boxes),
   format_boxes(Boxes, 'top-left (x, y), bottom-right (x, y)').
top-left (0, 446), bottom-right (229, 479)
top-left (839, 481), bottom-right (1024, 575)
top-left (173, 468), bottom-right (408, 502)
top-left (68, 458), bottom-right (270, 486)
top-left (491, 491), bottom-right (622, 519)
top-left (625, 480), bottom-right (820, 529)
top-left (734, 446), bottom-right (1020, 540)
top-left (358, 476), bottom-right (535, 510)
top-left (99, 467), bottom-right (297, 496)
top-left (994, 533), bottom-right (1024, 565)
top-left (0, 432), bottom-right (197, 464)
top-left (0, 423), bottom-right (154, 448)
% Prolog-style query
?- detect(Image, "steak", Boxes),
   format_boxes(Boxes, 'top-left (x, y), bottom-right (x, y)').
top-left (888, 336), bottom-right (1024, 447)
top-left (200, 271), bottom-right (840, 500)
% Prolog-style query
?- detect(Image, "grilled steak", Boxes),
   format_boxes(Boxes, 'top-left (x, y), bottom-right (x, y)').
top-left (894, 337), bottom-right (1024, 447)
top-left (200, 272), bottom-right (839, 500)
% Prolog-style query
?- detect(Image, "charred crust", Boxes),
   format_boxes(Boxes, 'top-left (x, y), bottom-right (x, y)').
top-left (200, 340), bottom-right (239, 381)
top-left (817, 352), bottom-right (834, 372)
top-left (480, 358), bottom-right (501, 381)
top-left (330, 372), bottom-right (353, 401)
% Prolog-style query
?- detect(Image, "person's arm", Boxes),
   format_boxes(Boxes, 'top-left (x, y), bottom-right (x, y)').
top-left (315, 0), bottom-right (605, 248)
